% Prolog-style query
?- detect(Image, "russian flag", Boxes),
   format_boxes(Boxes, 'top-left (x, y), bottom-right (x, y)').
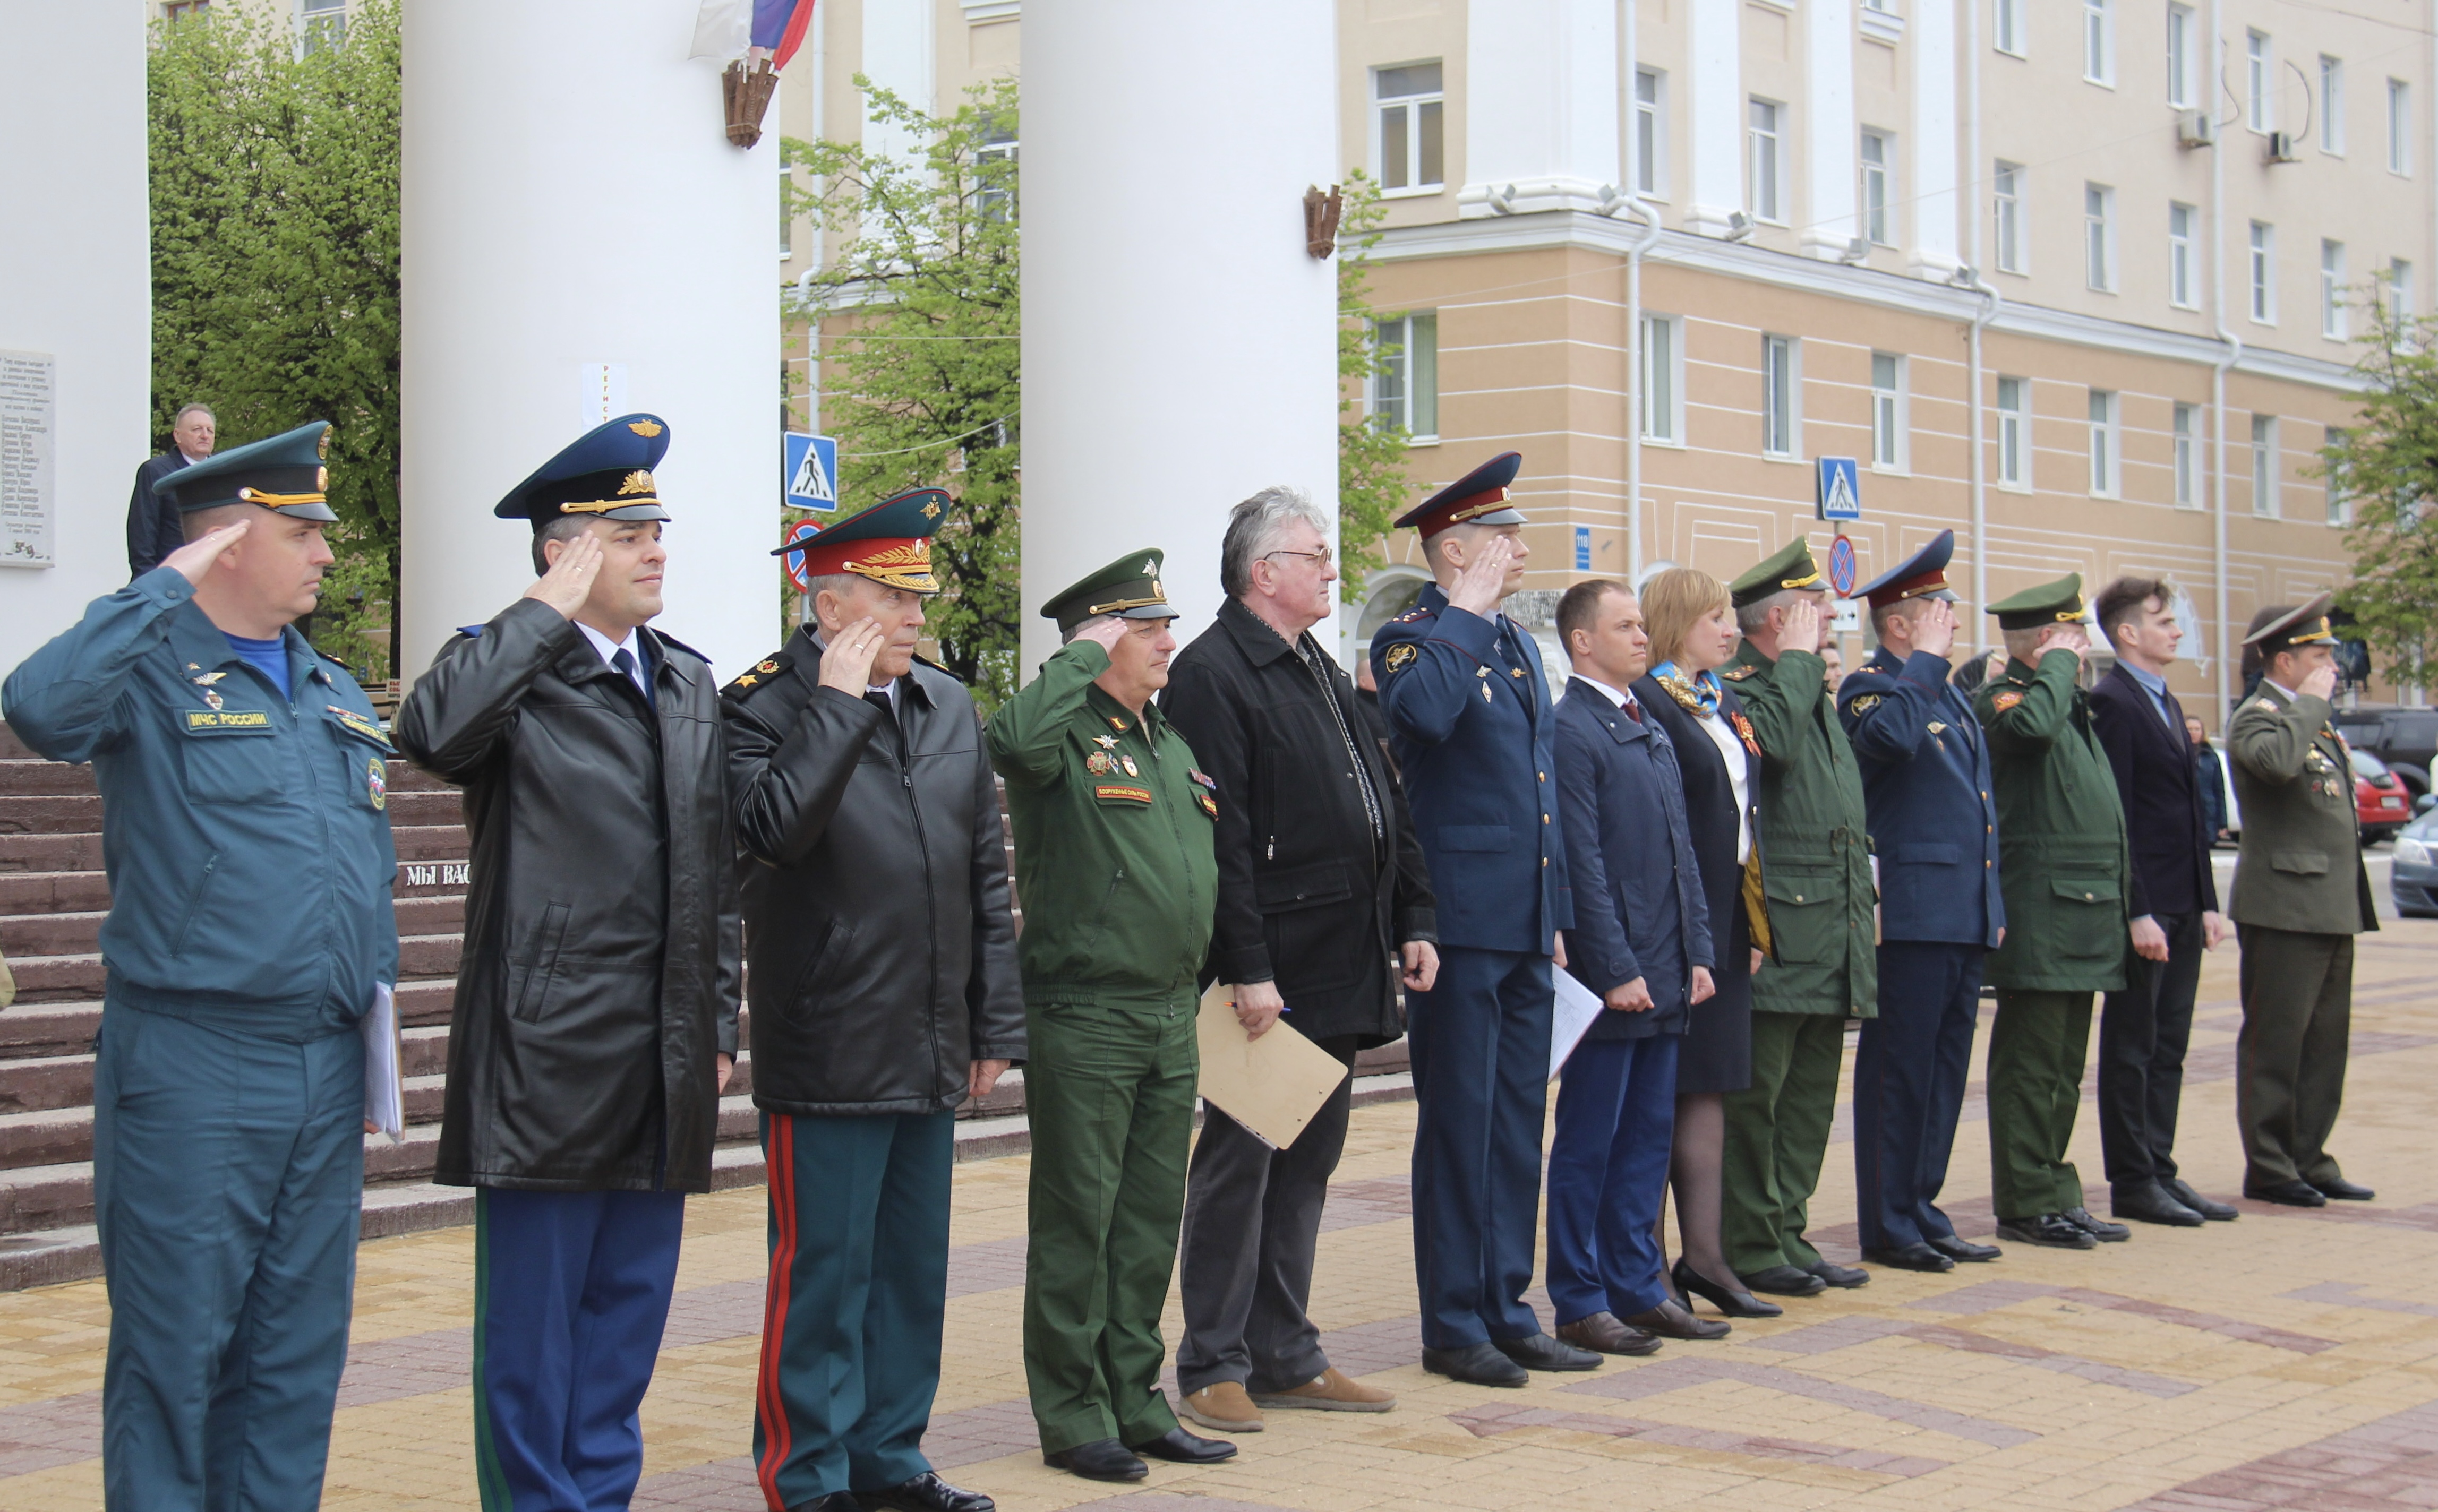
top-left (691, 0), bottom-right (812, 69)
top-left (752, 0), bottom-right (814, 68)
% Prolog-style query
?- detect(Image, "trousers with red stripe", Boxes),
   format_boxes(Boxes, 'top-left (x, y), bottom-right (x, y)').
top-left (755, 1110), bottom-right (955, 1508)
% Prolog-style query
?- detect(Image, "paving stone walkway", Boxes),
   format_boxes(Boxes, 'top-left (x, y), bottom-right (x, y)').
top-left (7, 925), bottom-right (2438, 1509)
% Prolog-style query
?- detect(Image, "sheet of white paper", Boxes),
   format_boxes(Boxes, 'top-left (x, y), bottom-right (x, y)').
top-left (1550, 966), bottom-right (1606, 1081)
top-left (363, 982), bottom-right (404, 1144)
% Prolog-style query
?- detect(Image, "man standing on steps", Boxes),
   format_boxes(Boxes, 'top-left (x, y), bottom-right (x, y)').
top-left (1716, 538), bottom-right (1876, 1300)
top-left (393, 414), bottom-right (740, 1512)
top-left (1370, 452), bottom-right (1597, 1389)
top-left (125, 401), bottom-right (215, 579)
top-left (5, 422), bottom-right (398, 1511)
top-left (723, 489), bottom-right (1022, 1512)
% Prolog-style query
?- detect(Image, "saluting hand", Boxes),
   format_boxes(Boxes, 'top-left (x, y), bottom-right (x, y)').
top-left (1914, 600), bottom-right (1959, 659)
top-left (162, 519), bottom-right (250, 589)
top-left (1074, 616), bottom-right (1131, 655)
top-left (818, 616), bottom-right (888, 694)
top-left (524, 531), bottom-right (604, 619)
top-left (2298, 661), bottom-right (2340, 702)
top-left (1446, 534), bottom-right (1516, 618)
top-left (1778, 597), bottom-right (1825, 656)
top-left (2035, 623), bottom-right (2088, 665)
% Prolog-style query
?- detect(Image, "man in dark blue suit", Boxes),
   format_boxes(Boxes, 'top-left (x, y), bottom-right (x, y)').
top-left (1548, 580), bottom-right (1722, 1353)
top-left (1371, 453), bottom-right (1591, 1388)
top-left (1836, 531), bottom-right (2006, 1273)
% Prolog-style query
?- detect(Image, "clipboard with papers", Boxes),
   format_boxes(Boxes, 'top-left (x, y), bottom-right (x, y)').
top-left (1195, 982), bottom-right (1353, 1150)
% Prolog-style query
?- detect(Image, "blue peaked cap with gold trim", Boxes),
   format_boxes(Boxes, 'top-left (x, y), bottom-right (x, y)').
top-left (1393, 451), bottom-right (1527, 538)
top-left (495, 413), bottom-right (673, 526)
top-left (157, 420), bottom-right (338, 522)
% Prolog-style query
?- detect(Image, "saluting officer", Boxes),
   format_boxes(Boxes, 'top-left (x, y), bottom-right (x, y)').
top-left (1974, 575), bottom-right (2134, 1250)
top-left (4, 423), bottom-right (398, 1510)
top-left (1835, 531), bottom-right (2005, 1274)
top-left (2227, 596), bottom-right (2379, 1207)
top-left (1716, 538), bottom-right (1875, 1298)
top-left (1370, 453), bottom-right (1594, 1389)
top-left (987, 552), bottom-right (1232, 1484)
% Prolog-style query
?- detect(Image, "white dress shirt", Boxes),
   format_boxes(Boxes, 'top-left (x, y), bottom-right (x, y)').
top-left (575, 621), bottom-right (651, 701)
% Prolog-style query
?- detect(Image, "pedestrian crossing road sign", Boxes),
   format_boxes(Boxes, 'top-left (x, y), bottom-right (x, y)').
top-left (782, 433), bottom-right (838, 511)
top-left (1816, 456), bottom-right (1861, 521)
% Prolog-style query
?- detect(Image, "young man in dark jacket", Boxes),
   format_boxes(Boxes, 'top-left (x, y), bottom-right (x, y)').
top-left (394, 415), bottom-right (741, 1512)
top-left (1158, 487), bottom-right (1438, 1434)
top-left (723, 491), bottom-right (1024, 1512)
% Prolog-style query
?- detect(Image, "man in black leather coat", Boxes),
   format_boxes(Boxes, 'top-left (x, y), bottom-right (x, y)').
top-left (723, 490), bottom-right (1024, 1512)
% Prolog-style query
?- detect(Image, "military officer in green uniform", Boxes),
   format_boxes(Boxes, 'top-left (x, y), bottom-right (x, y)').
top-left (986, 552), bottom-right (1231, 1484)
top-left (1975, 575), bottom-right (2135, 1249)
top-left (1716, 538), bottom-right (1876, 1296)
top-left (2227, 595), bottom-right (2379, 1207)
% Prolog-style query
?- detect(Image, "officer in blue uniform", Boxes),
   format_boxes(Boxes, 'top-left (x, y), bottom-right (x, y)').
top-left (1369, 452), bottom-right (1593, 1388)
top-left (3, 422), bottom-right (398, 1511)
top-left (1835, 530), bottom-right (2005, 1273)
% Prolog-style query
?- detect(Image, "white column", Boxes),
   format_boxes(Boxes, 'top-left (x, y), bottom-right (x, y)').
top-left (401, 0), bottom-right (777, 681)
top-left (0, 1), bottom-right (148, 675)
top-left (1802, 0), bottom-right (1859, 259)
top-left (1907, 0), bottom-right (1964, 279)
top-left (1022, 0), bottom-right (1340, 675)
top-left (1458, 0), bottom-right (1621, 218)
top-left (1685, 0), bottom-right (1744, 236)
top-left (860, 0), bottom-right (936, 168)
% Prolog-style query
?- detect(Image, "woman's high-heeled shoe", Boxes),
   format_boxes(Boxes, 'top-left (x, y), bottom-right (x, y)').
top-left (1673, 1259), bottom-right (1783, 1319)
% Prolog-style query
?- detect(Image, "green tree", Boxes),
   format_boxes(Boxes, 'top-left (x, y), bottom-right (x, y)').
top-left (785, 79), bottom-right (1021, 706)
top-left (149, 2), bottom-right (401, 680)
top-left (1336, 171), bottom-right (1413, 604)
top-left (2323, 297), bottom-right (2438, 687)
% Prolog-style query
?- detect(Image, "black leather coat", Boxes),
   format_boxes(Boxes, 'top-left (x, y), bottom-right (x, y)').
top-left (395, 599), bottom-right (742, 1192)
top-left (723, 629), bottom-right (1024, 1114)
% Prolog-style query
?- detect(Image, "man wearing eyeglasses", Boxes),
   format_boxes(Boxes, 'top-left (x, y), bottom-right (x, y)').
top-left (1159, 487), bottom-right (1439, 1436)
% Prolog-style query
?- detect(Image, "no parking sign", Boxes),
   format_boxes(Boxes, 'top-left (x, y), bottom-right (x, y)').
top-left (777, 517), bottom-right (824, 592)
top-left (1827, 535), bottom-right (1858, 598)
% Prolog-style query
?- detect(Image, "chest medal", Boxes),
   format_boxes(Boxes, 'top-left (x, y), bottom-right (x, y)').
top-left (1119, 753), bottom-right (1140, 778)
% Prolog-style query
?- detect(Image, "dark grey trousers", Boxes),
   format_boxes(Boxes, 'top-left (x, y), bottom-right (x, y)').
top-left (1175, 1036), bottom-right (1359, 1396)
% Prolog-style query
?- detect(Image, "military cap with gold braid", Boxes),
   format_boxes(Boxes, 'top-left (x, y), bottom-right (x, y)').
top-left (774, 486), bottom-right (948, 593)
top-left (1727, 536), bottom-right (1826, 609)
top-left (2242, 591), bottom-right (2340, 653)
top-left (1393, 451), bottom-right (1527, 539)
top-left (1040, 548), bottom-right (1176, 633)
top-left (156, 420), bottom-right (339, 522)
top-left (1984, 573), bottom-right (2086, 631)
top-left (494, 413), bottom-right (673, 526)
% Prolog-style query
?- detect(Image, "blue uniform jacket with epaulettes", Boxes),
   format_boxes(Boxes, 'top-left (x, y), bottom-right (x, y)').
top-left (1837, 646), bottom-right (2004, 948)
top-left (1368, 583), bottom-right (1570, 953)
top-left (1, 566), bottom-right (399, 1037)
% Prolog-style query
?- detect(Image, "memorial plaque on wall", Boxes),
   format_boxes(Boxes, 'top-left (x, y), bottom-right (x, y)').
top-left (0, 351), bottom-right (56, 569)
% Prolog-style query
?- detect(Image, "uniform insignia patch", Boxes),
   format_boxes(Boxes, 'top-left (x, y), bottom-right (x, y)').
top-left (731, 674), bottom-right (759, 689)
top-left (1196, 793), bottom-right (1218, 819)
top-left (1085, 751), bottom-right (1114, 775)
top-left (758, 659), bottom-right (782, 674)
top-left (203, 689), bottom-right (224, 711)
top-left (366, 757), bottom-right (387, 810)
top-left (191, 671), bottom-right (227, 686)
top-left (1384, 642), bottom-right (1418, 674)
top-left (1481, 682), bottom-right (1495, 703)
top-left (1119, 754), bottom-right (1140, 777)
top-left (1189, 769), bottom-right (1217, 791)
top-left (327, 705), bottom-right (389, 745)
top-left (1094, 784), bottom-right (1153, 804)
top-left (1992, 691), bottom-right (2024, 712)
top-left (1511, 668), bottom-right (1526, 678)
top-left (1847, 694), bottom-right (1882, 715)
top-left (1926, 720), bottom-right (1947, 734)
top-left (1108, 717), bottom-right (1128, 732)
top-left (1720, 664), bottom-right (1757, 681)
top-left (185, 710), bottom-right (271, 732)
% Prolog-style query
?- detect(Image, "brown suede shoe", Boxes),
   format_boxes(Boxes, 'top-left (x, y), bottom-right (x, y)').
top-left (1555, 1311), bottom-right (1662, 1356)
top-left (1250, 1367), bottom-right (1396, 1413)
top-left (1179, 1381), bottom-right (1263, 1433)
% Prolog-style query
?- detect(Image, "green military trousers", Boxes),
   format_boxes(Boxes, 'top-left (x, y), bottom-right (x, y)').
top-left (1988, 990), bottom-right (2093, 1218)
top-left (2235, 925), bottom-right (2354, 1189)
top-left (1721, 1011), bottom-right (1848, 1275)
top-left (1021, 994), bottom-right (1198, 1455)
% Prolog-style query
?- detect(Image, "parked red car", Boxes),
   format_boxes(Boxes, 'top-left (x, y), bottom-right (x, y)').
top-left (2355, 747), bottom-right (2412, 844)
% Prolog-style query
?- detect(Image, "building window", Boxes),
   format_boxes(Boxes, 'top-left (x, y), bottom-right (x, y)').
top-left (1994, 162), bottom-right (2024, 274)
top-left (1640, 314), bottom-right (1682, 444)
top-left (2089, 389), bottom-right (2118, 496)
top-left (1749, 99), bottom-right (1785, 222)
top-left (2085, 183), bottom-right (2115, 292)
top-left (2321, 240), bottom-right (2348, 340)
top-left (2168, 203), bottom-right (2196, 308)
top-left (2391, 80), bottom-right (2413, 175)
top-left (2247, 32), bottom-right (2272, 133)
top-left (2324, 425), bottom-right (2351, 523)
top-left (163, 0), bottom-right (210, 19)
top-left (976, 123), bottom-right (1018, 222)
top-left (2321, 56), bottom-right (2346, 154)
top-left (1370, 313), bottom-right (1439, 440)
top-left (2251, 414), bottom-right (2279, 517)
top-left (1860, 131), bottom-right (1892, 245)
top-left (2249, 220), bottom-right (2276, 323)
top-left (2173, 402), bottom-right (2199, 507)
top-left (1761, 335), bottom-right (1799, 458)
top-left (1870, 354), bottom-right (1906, 470)
top-left (2083, 0), bottom-right (2112, 84)
top-left (301, 0), bottom-right (346, 51)
top-left (2390, 257), bottom-right (2416, 325)
top-left (1997, 376), bottom-right (2028, 487)
top-left (2166, 4), bottom-right (2194, 107)
top-left (1375, 63), bottom-right (1444, 194)
top-left (1995, 0), bottom-right (2026, 57)
top-left (1634, 70), bottom-right (1668, 197)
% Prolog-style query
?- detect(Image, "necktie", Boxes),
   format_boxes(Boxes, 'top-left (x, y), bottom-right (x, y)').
top-left (1621, 694), bottom-right (1645, 724)
top-left (610, 647), bottom-right (653, 710)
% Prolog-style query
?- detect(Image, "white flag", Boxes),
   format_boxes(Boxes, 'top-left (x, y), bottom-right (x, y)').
top-left (688, 0), bottom-right (751, 60)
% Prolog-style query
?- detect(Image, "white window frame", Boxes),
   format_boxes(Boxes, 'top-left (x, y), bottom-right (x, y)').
top-left (2391, 79), bottom-right (2413, 175)
top-left (2251, 413), bottom-right (2280, 517)
top-left (1994, 161), bottom-right (2024, 274)
top-left (1370, 312), bottom-right (1440, 442)
top-left (2390, 257), bottom-right (2416, 325)
top-left (1749, 98), bottom-right (1785, 223)
top-left (1373, 62), bottom-right (1445, 197)
top-left (2320, 56), bottom-right (2346, 156)
top-left (1870, 353), bottom-right (1907, 471)
top-left (2324, 425), bottom-right (2351, 524)
top-left (1860, 130), bottom-right (1893, 246)
top-left (2166, 5), bottom-right (2195, 107)
top-left (1633, 68), bottom-right (1669, 199)
top-left (2082, 0), bottom-right (2113, 85)
top-left (2247, 31), bottom-right (2273, 133)
top-left (2084, 182), bottom-right (2116, 293)
top-left (2089, 389), bottom-right (2119, 497)
top-left (2173, 402), bottom-right (2199, 508)
top-left (1639, 313), bottom-right (1685, 446)
top-left (1761, 334), bottom-right (1801, 459)
top-left (1997, 376), bottom-right (2029, 489)
top-left (2321, 239), bottom-right (2348, 341)
top-left (2168, 202), bottom-right (2196, 308)
top-left (1995, 0), bottom-right (2026, 58)
top-left (2249, 220), bottom-right (2277, 324)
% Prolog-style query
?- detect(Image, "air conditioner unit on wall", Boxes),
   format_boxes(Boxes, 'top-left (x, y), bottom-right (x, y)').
top-left (2266, 130), bottom-right (2302, 163)
top-left (2177, 110), bottom-right (2217, 148)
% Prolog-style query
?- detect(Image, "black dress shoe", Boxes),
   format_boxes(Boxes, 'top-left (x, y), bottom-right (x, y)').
top-left (789, 1496), bottom-right (865, 1512)
top-left (857, 1474), bottom-right (994, 1512)
top-left (1042, 1439), bottom-right (1148, 1482)
top-left (1925, 1233), bottom-right (2003, 1262)
top-left (1673, 1260), bottom-right (1783, 1317)
top-left (2063, 1206), bottom-right (2131, 1243)
top-left (1995, 1213), bottom-right (2098, 1248)
top-left (1128, 1427), bottom-right (1237, 1465)
top-left (2161, 1177), bottom-right (2239, 1221)
top-left (1864, 1242), bottom-right (1955, 1273)
top-left (2314, 1176), bottom-right (2376, 1201)
top-left (1807, 1260), bottom-right (1870, 1288)
top-left (1421, 1342), bottom-right (1529, 1387)
top-left (2110, 1181), bottom-right (2203, 1227)
top-left (1622, 1297), bottom-right (1731, 1341)
top-left (1492, 1331), bottom-right (1602, 1371)
top-left (2244, 1179), bottom-right (2327, 1207)
top-left (1740, 1265), bottom-right (1828, 1296)
top-left (1556, 1311), bottom-right (1661, 1355)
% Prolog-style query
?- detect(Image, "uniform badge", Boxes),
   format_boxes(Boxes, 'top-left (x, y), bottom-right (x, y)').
top-left (1094, 783), bottom-right (1153, 804)
top-left (1085, 751), bottom-right (1113, 775)
top-left (1482, 682), bottom-right (1494, 703)
top-left (1107, 716), bottom-right (1128, 732)
top-left (1119, 754), bottom-right (1140, 777)
top-left (365, 757), bottom-right (387, 811)
top-left (203, 689), bottom-right (225, 711)
top-left (1848, 694), bottom-right (1882, 715)
top-left (758, 659), bottom-right (781, 674)
top-left (1383, 643), bottom-right (1418, 674)
top-left (1926, 720), bottom-right (1947, 734)
top-left (1189, 769), bottom-right (1217, 791)
top-left (1991, 690), bottom-right (2024, 712)
top-left (191, 671), bottom-right (227, 685)
top-left (1196, 793), bottom-right (1218, 819)
top-left (1093, 734), bottom-right (1119, 750)
top-left (1730, 710), bottom-right (1761, 757)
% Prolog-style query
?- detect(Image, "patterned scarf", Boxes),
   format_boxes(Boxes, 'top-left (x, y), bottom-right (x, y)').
top-left (1652, 659), bottom-right (1721, 718)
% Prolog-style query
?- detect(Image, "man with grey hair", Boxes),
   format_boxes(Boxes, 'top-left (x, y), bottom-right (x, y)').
top-left (1159, 486), bottom-right (1439, 1431)
top-left (126, 402), bottom-right (217, 579)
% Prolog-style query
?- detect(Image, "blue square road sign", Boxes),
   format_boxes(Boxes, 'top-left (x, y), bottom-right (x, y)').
top-left (783, 433), bottom-right (839, 511)
top-left (1816, 456), bottom-right (1861, 521)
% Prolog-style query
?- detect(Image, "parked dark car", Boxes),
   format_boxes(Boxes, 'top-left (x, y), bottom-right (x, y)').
top-left (2390, 804), bottom-right (2438, 916)
top-left (2354, 747), bottom-right (2414, 845)
top-left (2333, 704), bottom-right (2438, 799)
